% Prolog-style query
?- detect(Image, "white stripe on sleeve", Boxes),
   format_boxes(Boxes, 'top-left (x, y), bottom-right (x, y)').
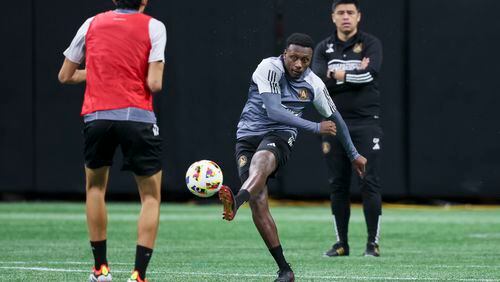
top-left (346, 72), bottom-right (373, 83)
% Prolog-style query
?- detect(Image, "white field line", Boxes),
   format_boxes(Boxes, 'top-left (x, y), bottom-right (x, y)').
top-left (1, 261), bottom-right (499, 269)
top-left (0, 265), bottom-right (498, 281)
top-left (1, 213), bottom-right (500, 224)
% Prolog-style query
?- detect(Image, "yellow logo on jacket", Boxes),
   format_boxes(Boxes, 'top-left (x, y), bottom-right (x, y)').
top-left (353, 43), bottom-right (363, 53)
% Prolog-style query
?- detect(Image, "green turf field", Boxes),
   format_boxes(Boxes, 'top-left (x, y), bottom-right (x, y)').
top-left (0, 203), bottom-right (499, 281)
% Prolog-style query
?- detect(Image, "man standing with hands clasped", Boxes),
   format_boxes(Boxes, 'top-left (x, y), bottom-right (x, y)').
top-left (312, 0), bottom-right (384, 257)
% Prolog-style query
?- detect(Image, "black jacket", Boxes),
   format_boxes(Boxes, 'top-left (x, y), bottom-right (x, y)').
top-left (312, 30), bottom-right (383, 120)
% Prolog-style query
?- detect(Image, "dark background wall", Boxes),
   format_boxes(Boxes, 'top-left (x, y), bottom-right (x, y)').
top-left (0, 0), bottom-right (499, 200)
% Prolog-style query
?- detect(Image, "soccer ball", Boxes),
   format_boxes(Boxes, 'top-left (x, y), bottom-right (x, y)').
top-left (185, 160), bottom-right (223, 198)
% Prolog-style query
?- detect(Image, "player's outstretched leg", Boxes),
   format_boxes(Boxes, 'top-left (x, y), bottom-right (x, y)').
top-left (220, 150), bottom-right (275, 221)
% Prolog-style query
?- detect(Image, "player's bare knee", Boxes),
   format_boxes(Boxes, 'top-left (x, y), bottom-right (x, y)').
top-left (248, 170), bottom-right (269, 184)
top-left (141, 194), bottom-right (161, 206)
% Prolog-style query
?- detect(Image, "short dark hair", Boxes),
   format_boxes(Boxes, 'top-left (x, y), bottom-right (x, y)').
top-left (115, 0), bottom-right (142, 10)
top-left (331, 0), bottom-right (360, 12)
top-left (285, 33), bottom-right (314, 50)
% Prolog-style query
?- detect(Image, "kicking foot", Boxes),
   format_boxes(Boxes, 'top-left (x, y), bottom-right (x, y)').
top-left (218, 185), bottom-right (237, 221)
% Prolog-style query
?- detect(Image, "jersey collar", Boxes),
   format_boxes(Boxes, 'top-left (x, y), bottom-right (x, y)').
top-left (114, 8), bottom-right (139, 14)
top-left (333, 29), bottom-right (360, 46)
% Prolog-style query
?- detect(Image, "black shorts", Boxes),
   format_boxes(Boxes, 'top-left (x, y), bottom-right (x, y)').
top-left (235, 131), bottom-right (295, 183)
top-left (83, 120), bottom-right (162, 176)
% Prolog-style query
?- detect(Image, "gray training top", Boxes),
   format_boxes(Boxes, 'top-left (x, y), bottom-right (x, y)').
top-left (236, 56), bottom-right (360, 161)
top-left (237, 56), bottom-right (336, 139)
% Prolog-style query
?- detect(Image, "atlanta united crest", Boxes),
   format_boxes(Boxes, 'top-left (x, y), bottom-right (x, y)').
top-left (238, 155), bottom-right (248, 167)
top-left (353, 43), bottom-right (363, 53)
top-left (298, 89), bottom-right (309, 100)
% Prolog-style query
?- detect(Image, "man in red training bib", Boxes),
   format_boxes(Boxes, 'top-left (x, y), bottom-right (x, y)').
top-left (58, 0), bottom-right (166, 281)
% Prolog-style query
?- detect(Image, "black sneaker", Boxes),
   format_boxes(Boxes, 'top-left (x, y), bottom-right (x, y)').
top-left (363, 242), bottom-right (380, 257)
top-left (274, 267), bottom-right (294, 282)
top-left (324, 241), bottom-right (350, 257)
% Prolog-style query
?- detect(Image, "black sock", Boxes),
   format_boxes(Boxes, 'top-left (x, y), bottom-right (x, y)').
top-left (135, 245), bottom-right (153, 279)
top-left (90, 240), bottom-right (107, 269)
top-left (269, 245), bottom-right (290, 271)
top-left (235, 189), bottom-right (250, 209)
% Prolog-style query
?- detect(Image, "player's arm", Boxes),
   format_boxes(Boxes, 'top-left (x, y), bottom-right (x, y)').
top-left (261, 93), bottom-right (335, 135)
top-left (330, 37), bottom-right (382, 85)
top-left (312, 40), bottom-right (348, 92)
top-left (58, 17), bottom-right (93, 85)
top-left (253, 60), bottom-right (335, 135)
top-left (147, 62), bottom-right (164, 93)
top-left (147, 19), bottom-right (167, 93)
top-left (313, 86), bottom-right (366, 176)
top-left (58, 59), bottom-right (86, 84)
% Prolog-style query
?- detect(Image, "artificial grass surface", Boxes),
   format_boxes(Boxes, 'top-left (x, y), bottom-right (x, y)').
top-left (0, 203), bottom-right (499, 281)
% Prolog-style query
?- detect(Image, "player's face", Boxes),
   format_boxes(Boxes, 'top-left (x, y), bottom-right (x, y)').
top-left (332, 4), bottom-right (360, 34)
top-left (283, 44), bottom-right (313, 78)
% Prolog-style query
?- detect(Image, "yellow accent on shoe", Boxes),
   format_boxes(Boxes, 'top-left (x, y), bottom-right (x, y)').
top-left (130, 271), bottom-right (139, 280)
top-left (101, 265), bottom-right (109, 276)
top-left (336, 247), bottom-right (345, 255)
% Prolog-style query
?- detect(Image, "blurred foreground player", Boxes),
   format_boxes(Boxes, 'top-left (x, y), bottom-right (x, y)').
top-left (218, 33), bottom-right (366, 282)
top-left (58, 0), bottom-right (166, 281)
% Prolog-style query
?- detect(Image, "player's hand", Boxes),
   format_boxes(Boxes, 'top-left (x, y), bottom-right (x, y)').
top-left (358, 57), bottom-right (370, 70)
top-left (327, 70), bottom-right (335, 80)
top-left (352, 155), bottom-right (367, 178)
top-left (319, 120), bottom-right (337, 135)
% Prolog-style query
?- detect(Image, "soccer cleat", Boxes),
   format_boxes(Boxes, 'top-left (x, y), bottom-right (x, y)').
top-left (364, 242), bottom-right (380, 257)
top-left (218, 185), bottom-right (237, 221)
top-left (274, 266), bottom-right (295, 282)
top-left (88, 264), bottom-right (112, 282)
top-left (324, 241), bottom-right (350, 257)
top-left (127, 270), bottom-right (147, 282)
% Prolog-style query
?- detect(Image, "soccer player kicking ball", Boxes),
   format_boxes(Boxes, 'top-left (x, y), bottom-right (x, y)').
top-left (58, 0), bottom-right (166, 281)
top-left (218, 33), bottom-right (366, 282)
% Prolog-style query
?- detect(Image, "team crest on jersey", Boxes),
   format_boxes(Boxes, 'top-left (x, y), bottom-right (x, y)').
top-left (238, 155), bottom-right (248, 167)
top-left (353, 43), bottom-right (363, 53)
top-left (298, 89), bottom-right (309, 100)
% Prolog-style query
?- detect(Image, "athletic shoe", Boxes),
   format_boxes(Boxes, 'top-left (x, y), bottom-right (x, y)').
top-left (324, 241), bottom-right (350, 257)
top-left (274, 266), bottom-right (295, 282)
top-left (364, 242), bottom-right (380, 257)
top-left (127, 270), bottom-right (147, 282)
top-left (88, 264), bottom-right (112, 282)
top-left (218, 185), bottom-right (237, 221)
